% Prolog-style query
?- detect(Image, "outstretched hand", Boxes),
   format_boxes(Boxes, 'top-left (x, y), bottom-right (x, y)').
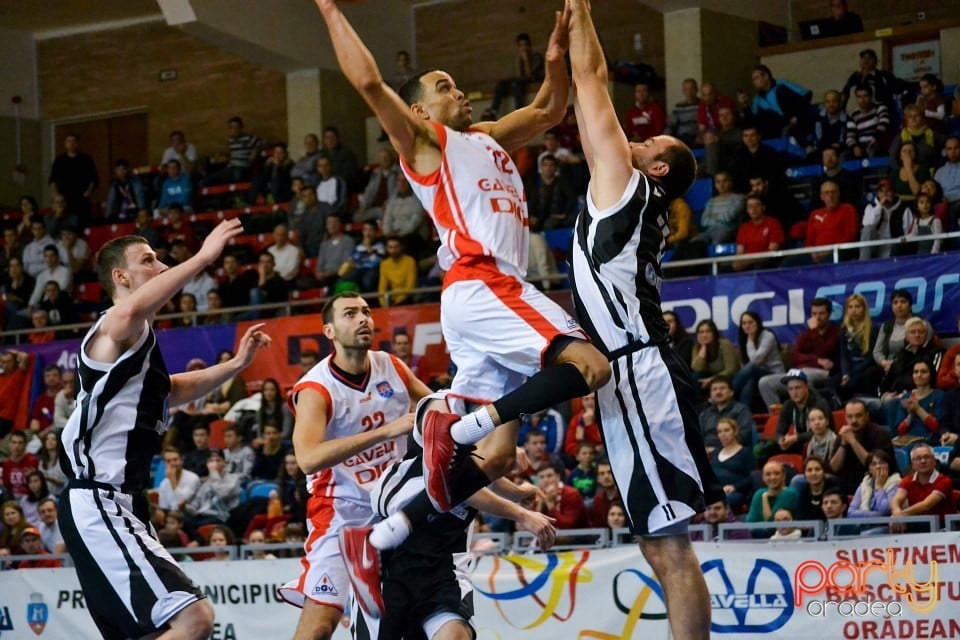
top-left (519, 510), bottom-right (557, 550)
top-left (197, 218), bottom-right (244, 265)
top-left (545, 3), bottom-right (572, 61)
top-left (234, 323), bottom-right (272, 369)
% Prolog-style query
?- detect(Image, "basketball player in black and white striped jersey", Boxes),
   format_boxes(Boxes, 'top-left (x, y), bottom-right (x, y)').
top-left (566, 3), bottom-right (723, 639)
top-left (58, 218), bottom-right (272, 640)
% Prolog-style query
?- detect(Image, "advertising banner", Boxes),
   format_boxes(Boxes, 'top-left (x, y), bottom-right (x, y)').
top-left (2, 534), bottom-right (957, 639)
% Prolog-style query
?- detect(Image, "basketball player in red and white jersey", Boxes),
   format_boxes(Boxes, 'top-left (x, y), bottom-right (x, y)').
top-left (316, 2), bottom-right (611, 615)
top-left (279, 292), bottom-right (432, 640)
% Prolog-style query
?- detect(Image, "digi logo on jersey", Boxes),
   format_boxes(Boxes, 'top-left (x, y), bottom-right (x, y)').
top-left (702, 558), bottom-right (794, 633)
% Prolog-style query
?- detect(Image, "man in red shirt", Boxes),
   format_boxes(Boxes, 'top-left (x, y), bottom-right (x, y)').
top-left (733, 195), bottom-right (784, 271)
top-left (590, 461), bottom-right (621, 527)
top-left (2, 431), bottom-right (38, 498)
top-left (789, 180), bottom-right (858, 266)
top-left (14, 527), bottom-right (63, 569)
top-left (697, 82), bottom-right (735, 139)
top-left (890, 443), bottom-right (956, 531)
top-left (622, 82), bottom-right (665, 142)
top-left (0, 350), bottom-right (31, 437)
top-left (534, 462), bottom-right (589, 532)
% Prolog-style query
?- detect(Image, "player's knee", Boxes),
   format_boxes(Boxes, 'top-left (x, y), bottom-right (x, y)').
top-left (177, 600), bottom-right (215, 640)
top-left (578, 346), bottom-right (612, 390)
top-left (639, 535), bottom-right (693, 574)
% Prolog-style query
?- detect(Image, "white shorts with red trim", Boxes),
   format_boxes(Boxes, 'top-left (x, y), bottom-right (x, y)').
top-left (441, 275), bottom-right (586, 404)
top-left (278, 497), bottom-right (374, 610)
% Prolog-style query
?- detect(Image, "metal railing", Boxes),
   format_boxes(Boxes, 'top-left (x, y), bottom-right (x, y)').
top-left (718, 519), bottom-right (826, 540)
top-left (827, 515), bottom-right (940, 538)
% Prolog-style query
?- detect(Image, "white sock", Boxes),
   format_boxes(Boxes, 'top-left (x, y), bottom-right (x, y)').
top-left (368, 513), bottom-right (411, 550)
top-left (450, 408), bottom-right (496, 444)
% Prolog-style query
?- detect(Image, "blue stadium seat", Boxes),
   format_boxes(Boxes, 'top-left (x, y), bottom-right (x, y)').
top-left (685, 177), bottom-right (712, 213)
top-left (785, 164), bottom-right (822, 179)
top-left (895, 448), bottom-right (910, 474)
top-left (762, 137), bottom-right (806, 158)
top-left (692, 147), bottom-right (706, 160)
top-left (543, 227), bottom-right (574, 253)
top-left (246, 481), bottom-right (279, 500)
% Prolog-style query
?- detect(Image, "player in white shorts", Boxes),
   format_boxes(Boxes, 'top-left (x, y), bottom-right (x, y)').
top-left (279, 292), bottom-right (432, 640)
top-left (316, 1), bottom-right (611, 617)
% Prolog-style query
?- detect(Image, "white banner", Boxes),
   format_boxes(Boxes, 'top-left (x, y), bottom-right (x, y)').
top-left (1, 533), bottom-right (958, 639)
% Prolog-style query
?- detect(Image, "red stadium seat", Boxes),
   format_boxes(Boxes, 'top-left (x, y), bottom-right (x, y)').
top-left (199, 182), bottom-right (252, 197)
top-left (74, 282), bottom-right (102, 304)
top-left (85, 223), bottom-right (136, 253)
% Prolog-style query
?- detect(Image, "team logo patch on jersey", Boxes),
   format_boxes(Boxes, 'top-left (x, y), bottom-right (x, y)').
top-left (312, 573), bottom-right (339, 596)
top-left (376, 381), bottom-right (394, 398)
top-left (644, 262), bottom-right (662, 291)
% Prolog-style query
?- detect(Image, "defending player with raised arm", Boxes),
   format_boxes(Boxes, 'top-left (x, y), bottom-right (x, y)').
top-left (278, 292), bottom-right (433, 640)
top-left (566, 2), bottom-right (719, 639)
top-left (317, 1), bottom-right (611, 618)
top-left (58, 218), bottom-right (272, 640)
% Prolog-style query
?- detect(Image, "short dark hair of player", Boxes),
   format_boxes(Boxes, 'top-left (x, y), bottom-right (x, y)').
top-left (656, 140), bottom-right (698, 201)
top-left (97, 235), bottom-right (151, 297)
top-left (321, 291), bottom-right (367, 324)
top-left (398, 69), bottom-right (440, 106)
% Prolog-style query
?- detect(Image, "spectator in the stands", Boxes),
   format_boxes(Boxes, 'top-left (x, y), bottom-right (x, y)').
top-left (695, 499), bottom-right (749, 542)
top-left (22, 220), bottom-right (53, 279)
top-left (44, 194), bottom-right (78, 241)
top-left (132, 209), bottom-right (162, 248)
top-left (223, 424), bottom-right (255, 484)
top-left (623, 81), bottom-right (665, 142)
top-left (904, 192), bottom-right (943, 254)
top-left (251, 422), bottom-right (290, 483)
top-left (355, 148), bottom-right (399, 222)
top-left (889, 443), bottom-right (956, 531)
top-left (181, 262), bottom-right (217, 314)
top-left (891, 104), bottom-right (941, 177)
top-left (937, 319), bottom-right (960, 391)
top-left (690, 171), bottom-right (744, 253)
top-left (666, 78), bottom-right (701, 147)
top-left (217, 253), bottom-right (256, 310)
top-left (845, 85), bottom-right (890, 159)
top-left (934, 136), bottom-right (960, 223)
top-left (290, 134), bottom-right (322, 188)
top-left (878, 317), bottom-right (943, 405)
top-left (0, 350), bottom-right (31, 437)
top-left (749, 64), bottom-right (812, 140)
top-left (873, 289), bottom-right (934, 375)
top-left (266, 223), bottom-right (304, 283)
top-left (703, 105), bottom-right (742, 177)
top-left (252, 378), bottom-right (294, 441)
top-left (51, 373), bottom-right (75, 433)
top-left (489, 33), bottom-right (544, 118)
top-left (156, 132), bottom-right (199, 181)
top-left (699, 377), bottom-right (754, 451)
top-left (533, 461), bottom-right (589, 531)
top-left (860, 178), bottom-right (910, 259)
top-left (381, 174), bottom-right (428, 257)
top-left (890, 142), bottom-right (928, 202)
top-left (768, 370), bottom-right (835, 458)
top-left (663, 310), bottom-right (694, 365)
top-left (564, 393), bottom-right (602, 460)
top-left (378, 235), bottom-right (417, 306)
top-left (314, 156), bottom-right (347, 218)
top-left (691, 319), bottom-right (740, 394)
top-left (2, 225), bottom-right (23, 275)
top-left (834, 293), bottom-right (881, 401)
top-left (536, 130), bottom-right (574, 169)
top-left (920, 179), bottom-right (951, 234)
top-left (202, 116), bottom-right (263, 186)
top-left (48, 133), bottom-right (98, 226)
top-left (733, 126), bottom-right (782, 194)
top-left (820, 488), bottom-right (850, 531)
top-left (36, 496), bottom-right (66, 552)
top-left (390, 329), bottom-right (423, 381)
top-left (56, 226), bottom-right (89, 276)
top-left (665, 198), bottom-right (694, 251)
top-left (518, 406), bottom-right (567, 458)
top-left (104, 159), bottom-right (146, 221)
top-left (848, 449), bottom-right (900, 519)
top-left (805, 407), bottom-right (839, 462)
top-left (795, 456), bottom-right (838, 521)
top-left (3, 430), bottom-right (38, 498)
top-left (785, 180), bottom-right (858, 266)
top-left (202, 290), bottom-right (228, 325)
top-left (292, 186), bottom-right (328, 258)
top-left (1, 256), bottom-right (32, 330)
top-left (313, 215), bottom-right (355, 289)
top-left (805, 89), bottom-right (847, 159)
top-left (590, 461), bottom-right (620, 528)
top-left (813, 147), bottom-right (860, 210)
top-left (746, 174), bottom-right (805, 244)
top-left (823, 0), bottom-right (863, 37)
top-left (340, 220), bottom-right (384, 294)
top-left (319, 126), bottom-right (359, 190)
top-left (567, 442), bottom-right (597, 500)
top-left (747, 460), bottom-right (799, 523)
top-left (157, 446), bottom-right (200, 512)
top-left (732, 195), bottom-right (784, 272)
top-left (37, 280), bottom-right (78, 333)
top-left (249, 143), bottom-right (294, 205)
top-left (517, 430), bottom-right (559, 480)
top-left (28, 309), bottom-right (55, 344)
top-left (161, 204), bottom-right (196, 252)
top-left (708, 417), bottom-right (754, 511)
top-left (733, 310), bottom-right (784, 411)
top-left (183, 424), bottom-right (212, 478)
top-left (841, 49), bottom-right (901, 114)
top-left (158, 160), bottom-right (194, 212)
top-left (14, 525), bottom-right (62, 568)
top-left (697, 82), bottom-right (733, 140)
top-left (27, 245), bottom-right (71, 311)
top-left (890, 360), bottom-right (945, 448)
top-left (916, 73), bottom-right (947, 133)
top-left (941, 352), bottom-right (960, 437)
top-left (529, 154), bottom-right (577, 231)
top-left (759, 298), bottom-right (840, 409)
top-left (249, 251), bottom-right (289, 313)
top-left (15, 195), bottom-right (39, 243)
top-left (185, 449), bottom-right (242, 531)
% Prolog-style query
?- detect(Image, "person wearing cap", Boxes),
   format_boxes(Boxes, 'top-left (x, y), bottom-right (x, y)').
top-left (860, 178), bottom-right (911, 260)
top-left (183, 448), bottom-right (242, 532)
top-left (759, 297), bottom-right (840, 410)
top-left (767, 369), bottom-right (834, 458)
top-left (15, 526), bottom-right (63, 569)
top-left (840, 48), bottom-right (902, 114)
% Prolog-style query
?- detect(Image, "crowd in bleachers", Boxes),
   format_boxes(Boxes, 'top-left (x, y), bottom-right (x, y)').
top-left (3, 41), bottom-right (960, 565)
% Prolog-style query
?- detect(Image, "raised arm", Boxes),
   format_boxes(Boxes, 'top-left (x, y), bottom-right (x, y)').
top-left (169, 323), bottom-right (271, 406)
top-left (477, 6), bottom-right (571, 152)
top-left (315, 0), bottom-right (427, 164)
top-left (568, 0), bottom-right (634, 210)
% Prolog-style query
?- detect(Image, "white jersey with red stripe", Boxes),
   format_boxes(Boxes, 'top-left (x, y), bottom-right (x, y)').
top-left (289, 351), bottom-right (411, 508)
top-left (400, 121), bottom-right (529, 281)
